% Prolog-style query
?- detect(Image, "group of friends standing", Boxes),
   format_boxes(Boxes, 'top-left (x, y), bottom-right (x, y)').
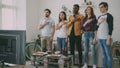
top-left (38, 2), bottom-right (113, 68)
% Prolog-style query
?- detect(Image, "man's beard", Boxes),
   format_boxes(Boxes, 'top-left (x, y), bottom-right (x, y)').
top-left (45, 15), bottom-right (49, 17)
top-left (73, 11), bottom-right (78, 14)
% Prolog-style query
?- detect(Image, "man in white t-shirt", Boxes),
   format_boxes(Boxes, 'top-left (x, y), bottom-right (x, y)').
top-left (38, 9), bottom-right (55, 52)
top-left (94, 2), bottom-right (113, 68)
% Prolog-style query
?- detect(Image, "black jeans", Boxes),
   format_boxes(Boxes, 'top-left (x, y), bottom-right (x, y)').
top-left (69, 35), bottom-right (82, 66)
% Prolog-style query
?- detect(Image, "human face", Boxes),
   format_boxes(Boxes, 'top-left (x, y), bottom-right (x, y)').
top-left (86, 7), bottom-right (91, 15)
top-left (73, 6), bottom-right (79, 14)
top-left (60, 12), bottom-right (65, 20)
top-left (44, 10), bottom-right (50, 17)
top-left (99, 5), bottom-right (107, 13)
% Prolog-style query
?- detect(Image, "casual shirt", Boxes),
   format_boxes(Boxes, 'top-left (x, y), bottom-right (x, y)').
top-left (97, 13), bottom-right (113, 39)
top-left (81, 16), bottom-right (97, 32)
top-left (57, 22), bottom-right (67, 38)
top-left (67, 13), bottom-right (84, 36)
top-left (39, 17), bottom-right (55, 37)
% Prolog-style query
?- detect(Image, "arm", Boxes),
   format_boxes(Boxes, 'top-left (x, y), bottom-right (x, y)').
top-left (93, 30), bottom-right (97, 44)
top-left (67, 21), bottom-right (72, 28)
top-left (65, 25), bottom-right (69, 43)
top-left (97, 18), bottom-right (106, 26)
top-left (51, 20), bottom-right (56, 41)
top-left (93, 18), bottom-right (98, 44)
top-left (95, 16), bottom-right (102, 30)
top-left (83, 19), bottom-right (92, 27)
top-left (55, 24), bottom-right (62, 30)
top-left (106, 13), bottom-right (114, 45)
top-left (56, 21), bottom-right (67, 30)
top-left (81, 17), bottom-right (96, 30)
top-left (80, 15), bottom-right (85, 34)
top-left (107, 14), bottom-right (113, 36)
top-left (51, 25), bottom-right (55, 40)
top-left (38, 21), bottom-right (49, 30)
top-left (66, 15), bottom-right (74, 28)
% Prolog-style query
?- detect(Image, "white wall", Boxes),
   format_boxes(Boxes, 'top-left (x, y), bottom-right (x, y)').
top-left (16, 0), bottom-right (26, 30)
top-left (26, 0), bottom-right (120, 42)
top-left (26, 0), bottom-right (41, 42)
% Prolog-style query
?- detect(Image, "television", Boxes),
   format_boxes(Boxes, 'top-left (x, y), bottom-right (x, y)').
top-left (0, 30), bottom-right (26, 65)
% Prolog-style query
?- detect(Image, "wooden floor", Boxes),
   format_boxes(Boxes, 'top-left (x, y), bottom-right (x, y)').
top-left (25, 59), bottom-right (120, 68)
top-left (2, 59), bottom-right (120, 68)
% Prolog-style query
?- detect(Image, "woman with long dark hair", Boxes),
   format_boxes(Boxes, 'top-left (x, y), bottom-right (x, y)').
top-left (55, 11), bottom-right (68, 54)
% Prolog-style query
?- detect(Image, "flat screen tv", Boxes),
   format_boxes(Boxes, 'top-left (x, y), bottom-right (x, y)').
top-left (0, 30), bottom-right (26, 65)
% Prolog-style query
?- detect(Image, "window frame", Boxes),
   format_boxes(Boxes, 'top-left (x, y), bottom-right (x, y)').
top-left (0, 0), bottom-right (17, 30)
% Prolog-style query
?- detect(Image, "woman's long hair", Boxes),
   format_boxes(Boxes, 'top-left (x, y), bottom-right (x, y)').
top-left (59, 11), bottom-right (67, 23)
top-left (84, 6), bottom-right (96, 19)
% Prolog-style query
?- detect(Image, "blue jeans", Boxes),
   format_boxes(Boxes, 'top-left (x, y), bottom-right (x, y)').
top-left (83, 32), bottom-right (96, 65)
top-left (57, 37), bottom-right (66, 53)
top-left (98, 39), bottom-right (112, 68)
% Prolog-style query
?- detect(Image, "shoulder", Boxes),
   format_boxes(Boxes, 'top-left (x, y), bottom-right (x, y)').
top-left (98, 15), bottom-right (102, 19)
top-left (40, 18), bottom-right (45, 21)
top-left (49, 17), bottom-right (53, 20)
top-left (107, 13), bottom-right (113, 16)
top-left (106, 13), bottom-right (113, 22)
top-left (78, 13), bottom-right (84, 17)
top-left (91, 16), bottom-right (97, 21)
top-left (49, 17), bottom-right (55, 22)
top-left (78, 13), bottom-right (84, 19)
top-left (69, 15), bottom-right (74, 18)
top-left (68, 15), bottom-right (74, 20)
top-left (107, 13), bottom-right (113, 19)
top-left (39, 18), bottom-right (45, 23)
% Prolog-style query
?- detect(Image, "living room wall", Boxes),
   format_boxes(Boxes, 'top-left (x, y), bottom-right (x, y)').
top-left (26, 0), bottom-right (120, 42)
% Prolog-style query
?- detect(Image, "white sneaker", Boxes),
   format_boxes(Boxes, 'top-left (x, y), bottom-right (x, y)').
top-left (82, 64), bottom-right (87, 68)
top-left (93, 65), bottom-right (96, 68)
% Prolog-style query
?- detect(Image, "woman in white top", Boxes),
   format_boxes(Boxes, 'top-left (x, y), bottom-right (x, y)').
top-left (55, 11), bottom-right (68, 54)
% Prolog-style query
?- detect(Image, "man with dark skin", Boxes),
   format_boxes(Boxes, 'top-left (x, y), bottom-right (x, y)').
top-left (67, 4), bottom-right (84, 68)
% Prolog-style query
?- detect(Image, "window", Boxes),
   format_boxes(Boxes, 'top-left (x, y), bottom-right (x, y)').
top-left (2, 0), bottom-right (16, 5)
top-left (1, 0), bottom-right (17, 30)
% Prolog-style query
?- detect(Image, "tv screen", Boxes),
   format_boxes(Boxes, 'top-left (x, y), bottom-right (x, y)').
top-left (0, 30), bottom-right (26, 65)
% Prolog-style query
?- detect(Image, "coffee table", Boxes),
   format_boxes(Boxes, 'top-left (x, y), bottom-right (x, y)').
top-left (32, 51), bottom-right (47, 68)
top-left (44, 54), bottom-right (73, 68)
